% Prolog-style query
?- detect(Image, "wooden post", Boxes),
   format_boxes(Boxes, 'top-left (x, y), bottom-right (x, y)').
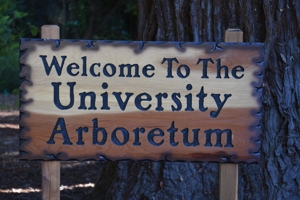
top-left (224, 28), bottom-right (243, 43)
top-left (219, 28), bottom-right (243, 200)
top-left (41, 25), bottom-right (61, 200)
top-left (42, 161), bottom-right (60, 200)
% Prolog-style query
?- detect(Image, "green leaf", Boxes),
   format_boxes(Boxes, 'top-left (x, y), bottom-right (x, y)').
top-left (13, 10), bottom-right (27, 19)
top-left (29, 24), bottom-right (38, 36)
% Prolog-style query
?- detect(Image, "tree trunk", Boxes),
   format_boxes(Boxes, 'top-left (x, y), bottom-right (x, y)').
top-left (261, 0), bottom-right (300, 199)
top-left (89, 0), bottom-right (300, 199)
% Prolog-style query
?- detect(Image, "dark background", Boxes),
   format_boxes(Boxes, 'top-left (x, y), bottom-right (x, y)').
top-left (0, 0), bottom-right (137, 93)
top-left (0, 1), bottom-right (136, 199)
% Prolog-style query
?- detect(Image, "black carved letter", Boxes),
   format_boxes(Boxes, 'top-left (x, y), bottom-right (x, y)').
top-left (47, 117), bottom-right (72, 145)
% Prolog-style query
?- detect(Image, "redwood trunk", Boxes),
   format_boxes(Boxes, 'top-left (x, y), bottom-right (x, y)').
top-left (89, 1), bottom-right (300, 199)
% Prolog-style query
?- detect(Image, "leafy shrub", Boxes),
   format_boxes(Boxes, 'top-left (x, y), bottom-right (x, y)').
top-left (0, 1), bottom-right (37, 93)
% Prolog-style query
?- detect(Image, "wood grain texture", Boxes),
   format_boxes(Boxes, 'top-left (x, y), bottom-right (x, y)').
top-left (41, 25), bottom-right (59, 39)
top-left (42, 161), bottom-right (60, 200)
top-left (40, 25), bottom-right (60, 200)
top-left (19, 39), bottom-right (262, 162)
top-left (224, 28), bottom-right (243, 43)
top-left (219, 28), bottom-right (243, 200)
top-left (219, 163), bottom-right (238, 200)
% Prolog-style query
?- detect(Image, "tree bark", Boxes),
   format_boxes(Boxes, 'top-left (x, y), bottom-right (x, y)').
top-left (261, 0), bottom-right (300, 199)
top-left (89, 0), bottom-right (300, 199)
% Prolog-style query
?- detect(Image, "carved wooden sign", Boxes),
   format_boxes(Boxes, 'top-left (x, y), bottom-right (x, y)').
top-left (19, 39), bottom-right (263, 162)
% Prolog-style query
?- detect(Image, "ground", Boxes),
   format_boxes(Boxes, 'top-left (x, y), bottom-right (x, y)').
top-left (0, 94), bottom-right (104, 200)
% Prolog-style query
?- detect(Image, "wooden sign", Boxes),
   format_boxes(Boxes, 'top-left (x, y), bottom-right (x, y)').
top-left (19, 40), bottom-right (263, 162)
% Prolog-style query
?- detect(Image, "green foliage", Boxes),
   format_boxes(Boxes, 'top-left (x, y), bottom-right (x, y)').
top-left (62, 0), bottom-right (137, 40)
top-left (0, 0), bottom-right (37, 93)
top-left (12, 88), bottom-right (19, 95)
top-left (0, 0), bottom-right (137, 93)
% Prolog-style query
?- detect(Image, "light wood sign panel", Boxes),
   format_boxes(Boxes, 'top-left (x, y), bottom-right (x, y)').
top-left (19, 39), bottom-right (263, 162)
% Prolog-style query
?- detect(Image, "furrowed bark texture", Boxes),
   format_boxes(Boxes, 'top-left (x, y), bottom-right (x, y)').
top-left (262, 0), bottom-right (300, 199)
top-left (89, 0), bottom-right (300, 199)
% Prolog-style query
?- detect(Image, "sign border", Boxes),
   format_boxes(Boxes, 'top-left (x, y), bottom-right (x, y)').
top-left (19, 39), bottom-right (263, 163)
